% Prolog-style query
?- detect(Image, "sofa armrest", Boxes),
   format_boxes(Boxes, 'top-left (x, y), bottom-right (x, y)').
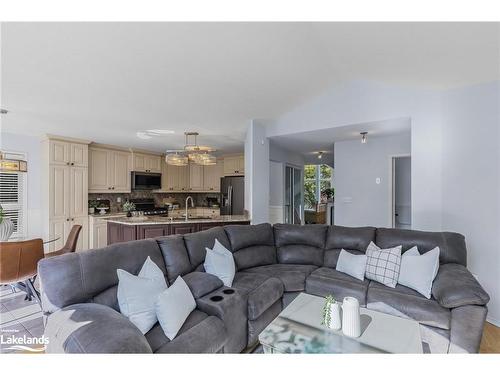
top-left (183, 272), bottom-right (224, 299)
top-left (45, 303), bottom-right (153, 353)
top-left (432, 263), bottom-right (490, 308)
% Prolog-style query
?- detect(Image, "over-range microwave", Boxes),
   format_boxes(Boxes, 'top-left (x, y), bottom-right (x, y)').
top-left (131, 171), bottom-right (162, 190)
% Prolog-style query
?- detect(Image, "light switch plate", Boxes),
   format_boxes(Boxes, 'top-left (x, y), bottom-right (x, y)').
top-left (376, 177), bottom-right (381, 184)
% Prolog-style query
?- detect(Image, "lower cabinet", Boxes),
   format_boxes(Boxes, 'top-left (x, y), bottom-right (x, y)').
top-left (47, 216), bottom-right (89, 252)
top-left (107, 220), bottom-right (250, 244)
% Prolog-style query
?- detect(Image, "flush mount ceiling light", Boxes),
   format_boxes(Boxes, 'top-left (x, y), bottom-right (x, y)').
top-left (136, 129), bottom-right (175, 140)
top-left (360, 132), bottom-right (368, 144)
top-left (166, 132), bottom-right (217, 166)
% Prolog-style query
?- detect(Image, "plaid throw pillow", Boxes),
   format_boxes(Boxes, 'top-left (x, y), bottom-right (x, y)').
top-left (365, 242), bottom-right (402, 288)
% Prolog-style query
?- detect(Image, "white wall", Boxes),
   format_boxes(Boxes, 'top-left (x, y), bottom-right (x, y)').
top-left (244, 120), bottom-right (269, 224)
top-left (441, 81), bottom-right (500, 326)
top-left (334, 133), bottom-right (411, 227)
top-left (0, 132), bottom-right (42, 237)
top-left (265, 80), bottom-right (443, 231)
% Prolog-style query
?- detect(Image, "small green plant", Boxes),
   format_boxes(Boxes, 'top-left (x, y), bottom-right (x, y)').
top-left (0, 205), bottom-right (4, 224)
top-left (122, 201), bottom-right (136, 212)
top-left (88, 200), bottom-right (99, 209)
top-left (321, 295), bottom-right (336, 327)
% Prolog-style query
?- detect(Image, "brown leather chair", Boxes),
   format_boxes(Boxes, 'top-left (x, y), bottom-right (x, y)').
top-left (45, 224), bottom-right (82, 258)
top-left (0, 239), bottom-right (44, 303)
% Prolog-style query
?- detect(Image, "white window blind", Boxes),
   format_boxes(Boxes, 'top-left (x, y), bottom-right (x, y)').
top-left (0, 156), bottom-right (27, 238)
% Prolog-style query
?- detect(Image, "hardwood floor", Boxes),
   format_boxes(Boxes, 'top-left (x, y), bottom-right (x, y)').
top-left (479, 322), bottom-right (500, 353)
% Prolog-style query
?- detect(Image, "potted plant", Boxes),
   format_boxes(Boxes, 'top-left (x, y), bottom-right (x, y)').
top-left (321, 187), bottom-right (334, 203)
top-left (122, 201), bottom-right (136, 217)
top-left (321, 294), bottom-right (341, 330)
top-left (0, 205), bottom-right (15, 241)
top-left (88, 200), bottom-right (99, 214)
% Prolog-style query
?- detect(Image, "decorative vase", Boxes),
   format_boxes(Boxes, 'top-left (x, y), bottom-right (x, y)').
top-left (342, 297), bottom-right (361, 338)
top-left (328, 302), bottom-right (342, 330)
top-left (0, 218), bottom-right (15, 241)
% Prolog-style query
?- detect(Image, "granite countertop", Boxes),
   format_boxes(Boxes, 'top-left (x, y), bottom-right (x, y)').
top-left (105, 215), bottom-right (250, 226)
top-left (90, 212), bottom-right (127, 218)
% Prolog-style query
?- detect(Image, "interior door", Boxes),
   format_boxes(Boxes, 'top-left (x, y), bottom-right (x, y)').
top-left (284, 165), bottom-right (303, 224)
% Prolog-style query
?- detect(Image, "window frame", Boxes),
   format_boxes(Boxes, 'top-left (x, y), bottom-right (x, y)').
top-left (304, 164), bottom-right (333, 209)
top-left (0, 151), bottom-right (28, 238)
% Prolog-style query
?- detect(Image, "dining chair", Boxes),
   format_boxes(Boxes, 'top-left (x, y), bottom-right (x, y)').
top-left (0, 238), bottom-right (44, 303)
top-left (44, 224), bottom-right (82, 258)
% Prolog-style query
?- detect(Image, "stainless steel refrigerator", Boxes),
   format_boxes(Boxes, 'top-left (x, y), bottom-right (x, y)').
top-left (220, 176), bottom-right (244, 215)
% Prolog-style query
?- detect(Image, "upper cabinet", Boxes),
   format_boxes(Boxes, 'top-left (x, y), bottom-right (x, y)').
top-left (162, 162), bottom-right (189, 192)
top-left (223, 155), bottom-right (244, 176)
top-left (89, 147), bottom-right (132, 193)
top-left (133, 153), bottom-right (162, 173)
top-left (49, 140), bottom-right (88, 167)
top-left (189, 164), bottom-right (204, 191)
top-left (203, 160), bottom-right (223, 191)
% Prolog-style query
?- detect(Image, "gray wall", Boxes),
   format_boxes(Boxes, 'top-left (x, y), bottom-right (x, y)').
top-left (441, 81), bottom-right (500, 326)
top-left (0, 132), bottom-right (42, 237)
top-left (334, 133), bottom-right (411, 227)
top-left (395, 156), bottom-right (411, 226)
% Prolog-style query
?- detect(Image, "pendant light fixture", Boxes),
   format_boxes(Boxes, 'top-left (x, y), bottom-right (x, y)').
top-left (165, 132), bottom-right (217, 166)
top-left (360, 132), bottom-right (368, 144)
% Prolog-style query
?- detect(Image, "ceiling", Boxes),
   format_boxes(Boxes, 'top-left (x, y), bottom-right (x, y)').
top-left (1, 22), bottom-right (498, 152)
top-left (270, 117), bottom-right (411, 165)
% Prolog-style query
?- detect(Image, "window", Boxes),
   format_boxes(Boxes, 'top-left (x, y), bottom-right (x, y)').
top-left (304, 164), bottom-right (333, 209)
top-left (0, 152), bottom-right (27, 238)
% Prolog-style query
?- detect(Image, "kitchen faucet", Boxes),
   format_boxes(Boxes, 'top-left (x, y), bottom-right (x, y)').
top-left (185, 196), bottom-right (194, 222)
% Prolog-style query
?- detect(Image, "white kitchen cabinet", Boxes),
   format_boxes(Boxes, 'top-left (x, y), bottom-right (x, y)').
top-left (49, 140), bottom-right (89, 167)
top-left (223, 155), bottom-right (244, 176)
top-left (43, 137), bottom-right (90, 253)
top-left (162, 162), bottom-right (189, 192)
top-left (89, 147), bottom-right (131, 193)
top-left (89, 215), bottom-right (126, 249)
top-left (189, 163), bottom-right (204, 191)
top-left (133, 153), bottom-right (162, 173)
top-left (203, 160), bottom-right (223, 192)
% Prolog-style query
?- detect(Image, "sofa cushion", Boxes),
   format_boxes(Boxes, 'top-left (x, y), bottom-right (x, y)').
top-left (324, 226), bottom-right (376, 268)
top-left (375, 227), bottom-right (467, 266)
top-left (183, 227), bottom-right (232, 269)
top-left (431, 263), bottom-right (490, 308)
top-left (39, 239), bottom-right (165, 313)
top-left (146, 309), bottom-right (226, 353)
top-left (244, 264), bottom-right (317, 292)
top-left (274, 224), bottom-right (327, 266)
top-left (224, 224), bottom-right (277, 270)
top-left (232, 272), bottom-right (283, 320)
top-left (157, 235), bottom-right (193, 283)
top-left (182, 272), bottom-right (224, 299)
top-left (305, 267), bottom-right (370, 305)
top-left (367, 281), bottom-right (451, 330)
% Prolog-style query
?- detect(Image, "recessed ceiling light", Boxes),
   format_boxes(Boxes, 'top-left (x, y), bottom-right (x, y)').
top-left (147, 129), bottom-right (175, 135)
top-left (317, 152), bottom-right (323, 159)
top-left (136, 131), bottom-right (152, 140)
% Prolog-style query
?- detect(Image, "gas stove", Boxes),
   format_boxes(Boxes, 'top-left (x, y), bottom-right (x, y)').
top-left (129, 198), bottom-right (169, 216)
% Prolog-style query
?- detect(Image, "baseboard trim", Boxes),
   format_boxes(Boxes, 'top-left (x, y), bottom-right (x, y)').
top-left (487, 315), bottom-right (500, 327)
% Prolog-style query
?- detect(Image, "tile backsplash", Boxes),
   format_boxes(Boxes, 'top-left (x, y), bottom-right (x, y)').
top-left (89, 191), bottom-right (220, 213)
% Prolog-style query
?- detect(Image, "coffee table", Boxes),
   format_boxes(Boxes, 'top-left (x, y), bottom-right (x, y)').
top-left (258, 293), bottom-right (423, 353)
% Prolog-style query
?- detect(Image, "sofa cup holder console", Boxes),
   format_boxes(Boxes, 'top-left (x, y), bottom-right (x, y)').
top-left (223, 289), bottom-right (235, 295)
top-left (210, 295), bottom-right (224, 302)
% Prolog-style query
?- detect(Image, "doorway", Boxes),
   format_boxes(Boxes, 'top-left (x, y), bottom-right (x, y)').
top-left (284, 165), bottom-right (303, 224)
top-left (391, 155), bottom-right (411, 229)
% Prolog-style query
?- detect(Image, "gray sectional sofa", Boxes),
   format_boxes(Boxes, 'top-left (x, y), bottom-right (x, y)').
top-left (38, 223), bottom-right (490, 354)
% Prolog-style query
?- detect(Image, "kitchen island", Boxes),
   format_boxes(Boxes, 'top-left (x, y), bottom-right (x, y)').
top-left (106, 215), bottom-right (250, 244)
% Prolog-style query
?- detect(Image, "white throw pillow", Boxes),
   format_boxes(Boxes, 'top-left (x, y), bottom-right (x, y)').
top-left (398, 246), bottom-right (440, 298)
top-left (335, 249), bottom-right (368, 281)
top-left (365, 242), bottom-right (402, 288)
top-left (204, 239), bottom-right (236, 287)
top-left (155, 276), bottom-right (196, 340)
top-left (117, 257), bottom-right (167, 334)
